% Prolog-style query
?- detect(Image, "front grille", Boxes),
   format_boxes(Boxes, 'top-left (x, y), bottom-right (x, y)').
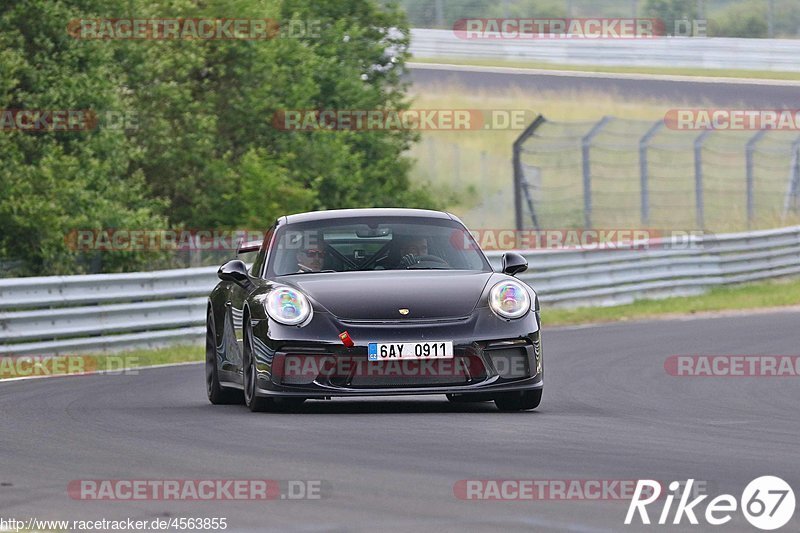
top-left (277, 352), bottom-right (493, 388)
top-left (346, 356), bottom-right (485, 388)
top-left (278, 354), bottom-right (336, 385)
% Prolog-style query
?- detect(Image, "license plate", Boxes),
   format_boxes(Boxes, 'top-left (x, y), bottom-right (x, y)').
top-left (368, 341), bottom-right (453, 361)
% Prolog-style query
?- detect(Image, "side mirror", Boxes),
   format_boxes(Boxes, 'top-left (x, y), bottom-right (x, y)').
top-left (218, 259), bottom-right (250, 286)
top-left (501, 252), bottom-right (528, 276)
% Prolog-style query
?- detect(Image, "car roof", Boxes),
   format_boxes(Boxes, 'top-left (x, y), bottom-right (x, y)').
top-left (282, 208), bottom-right (454, 225)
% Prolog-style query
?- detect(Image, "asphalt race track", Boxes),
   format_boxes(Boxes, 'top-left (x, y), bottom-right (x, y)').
top-left (1, 310), bottom-right (799, 532)
top-left (408, 63), bottom-right (800, 107)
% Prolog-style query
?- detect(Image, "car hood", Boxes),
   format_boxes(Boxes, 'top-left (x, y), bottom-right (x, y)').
top-left (280, 270), bottom-right (494, 320)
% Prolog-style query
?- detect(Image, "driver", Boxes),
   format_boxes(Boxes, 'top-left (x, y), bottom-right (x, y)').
top-left (395, 236), bottom-right (441, 268)
top-left (296, 236), bottom-right (327, 273)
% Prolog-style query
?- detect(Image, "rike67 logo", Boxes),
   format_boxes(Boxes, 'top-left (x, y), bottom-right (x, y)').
top-left (626, 477), bottom-right (796, 530)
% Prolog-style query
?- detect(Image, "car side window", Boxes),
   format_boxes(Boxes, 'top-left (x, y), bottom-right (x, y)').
top-left (250, 226), bottom-right (275, 277)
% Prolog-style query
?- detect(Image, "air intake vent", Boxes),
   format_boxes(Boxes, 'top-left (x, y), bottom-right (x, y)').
top-left (487, 348), bottom-right (530, 379)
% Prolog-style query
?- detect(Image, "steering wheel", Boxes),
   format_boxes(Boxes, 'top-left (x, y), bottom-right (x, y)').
top-left (403, 254), bottom-right (449, 268)
top-left (415, 254), bottom-right (448, 264)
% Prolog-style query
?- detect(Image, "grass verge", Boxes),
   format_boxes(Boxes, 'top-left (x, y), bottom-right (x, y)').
top-left (410, 57), bottom-right (800, 81)
top-left (106, 344), bottom-right (204, 366)
top-left (0, 344), bottom-right (203, 381)
top-left (544, 277), bottom-right (800, 326)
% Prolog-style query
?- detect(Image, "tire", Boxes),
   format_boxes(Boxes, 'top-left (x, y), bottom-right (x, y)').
top-left (242, 316), bottom-right (272, 412)
top-left (241, 318), bottom-right (306, 412)
top-left (494, 389), bottom-right (542, 411)
top-left (446, 393), bottom-right (492, 403)
top-left (206, 309), bottom-right (244, 405)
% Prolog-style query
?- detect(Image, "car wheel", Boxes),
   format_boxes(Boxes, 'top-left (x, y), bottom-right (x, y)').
top-left (446, 393), bottom-right (492, 403)
top-left (242, 317), bottom-right (272, 412)
top-left (494, 389), bottom-right (542, 411)
top-left (206, 309), bottom-right (243, 405)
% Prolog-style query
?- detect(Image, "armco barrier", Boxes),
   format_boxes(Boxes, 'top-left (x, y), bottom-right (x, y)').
top-left (409, 29), bottom-right (800, 72)
top-left (1, 225), bottom-right (799, 355)
top-left (0, 268), bottom-right (218, 356)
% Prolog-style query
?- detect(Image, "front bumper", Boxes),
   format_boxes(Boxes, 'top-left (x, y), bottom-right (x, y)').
top-left (250, 307), bottom-right (543, 398)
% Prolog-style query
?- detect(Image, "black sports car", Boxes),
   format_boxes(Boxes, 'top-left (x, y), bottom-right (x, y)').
top-left (206, 208), bottom-right (542, 412)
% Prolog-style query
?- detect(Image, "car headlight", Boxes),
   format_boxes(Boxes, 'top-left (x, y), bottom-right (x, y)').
top-left (265, 287), bottom-right (312, 326)
top-left (489, 280), bottom-right (531, 320)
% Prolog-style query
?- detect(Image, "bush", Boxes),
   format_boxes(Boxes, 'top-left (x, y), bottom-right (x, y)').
top-left (0, 0), bottom-right (437, 275)
top-left (708, 0), bottom-right (768, 38)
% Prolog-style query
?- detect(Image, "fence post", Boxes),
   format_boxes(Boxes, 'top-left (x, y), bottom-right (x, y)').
top-left (745, 130), bottom-right (767, 229)
top-left (582, 116), bottom-right (611, 229)
top-left (793, 146), bottom-right (800, 213)
top-left (693, 130), bottom-right (712, 229)
top-left (480, 150), bottom-right (488, 185)
top-left (453, 144), bottom-right (460, 187)
top-left (639, 120), bottom-right (664, 225)
top-left (190, 235), bottom-right (202, 268)
top-left (434, 0), bottom-right (445, 27)
top-left (783, 136), bottom-right (800, 218)
top-left (512, 115), bottom-right (546, 230)
top-left (767, 0), bottom-right (775, 38)
top-left (521, 169), bottom-right (540, 230)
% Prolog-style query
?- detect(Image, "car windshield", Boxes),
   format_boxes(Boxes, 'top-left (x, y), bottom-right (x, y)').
top-left (267, 216), bottom-right (491, 276)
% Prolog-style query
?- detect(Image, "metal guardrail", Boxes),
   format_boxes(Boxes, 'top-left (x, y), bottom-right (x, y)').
top-left (409, 29), bottom-right (800, 72)
top-left (2, 225), bottom-right (799, 355)
top-left (0, 268), bottom-right (218, 356)
top-left (509, 225), bottom-right (800, 307)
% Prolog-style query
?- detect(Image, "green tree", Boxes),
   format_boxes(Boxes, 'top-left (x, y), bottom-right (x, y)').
top-left (644, 0), bottom-right (698, 36)
top-left (1, 0), bottom-right (436, 275)
top-left (708, 0), bottom-right (768, 38)
top-left (114, 0), bottom-right (436, 227)
top-left (0, 0), bottom-right (167, 275)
